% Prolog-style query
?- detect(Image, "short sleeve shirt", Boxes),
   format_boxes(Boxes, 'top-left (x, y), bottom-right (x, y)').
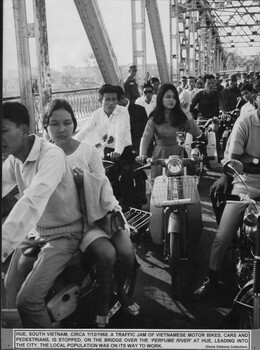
top-left (228, 110), bottom-right (260, 158)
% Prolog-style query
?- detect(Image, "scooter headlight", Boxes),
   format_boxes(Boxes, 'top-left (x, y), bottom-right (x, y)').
top-left (166, 156), bottom-right (183, 175)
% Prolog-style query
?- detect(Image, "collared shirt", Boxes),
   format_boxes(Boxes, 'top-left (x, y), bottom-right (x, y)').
top-left (228, 109), bottom-right (260, 159)
top-left (74, 105), bottom-right (132, 155)
top-left (190, 89), bottom-right (220, 119)
top-left (239, 101), bottom-right (256, 119)
top-left (226, 110), bottom-right (260, 186)
top-left (2, 135), bottom-right (82, 261)
top-left (135, 94), bottom-right (157, 117)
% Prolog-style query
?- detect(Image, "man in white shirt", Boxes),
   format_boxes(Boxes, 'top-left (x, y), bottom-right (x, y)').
top-left (135, 83), bottom-right (157, 118)
top-left (177, 76), bottom-right (188, 94)
top-left (75, 84), bottom-right (133, 209)
top-left (2, 102), bottom-right (83, 328)
top-left (187, 76), bottom-right (200, 101)
top-left (75, 84), bottom-right (132, 162)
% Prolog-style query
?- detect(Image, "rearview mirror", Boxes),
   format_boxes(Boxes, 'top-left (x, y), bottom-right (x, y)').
top-left (223, 159), bottom-right (243, 177)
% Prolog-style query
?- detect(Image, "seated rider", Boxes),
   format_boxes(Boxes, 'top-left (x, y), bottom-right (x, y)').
top-left (194, 91), bottom-right (260, 300)
top-left (74, 84), bottom-right (133, 210)
top-left (2, 102), bottom-right (83, 328)
top-left (219, 74), bottom-right (241, 114)
top-left (190, 74), bottom-right (220, 122)
top-left (116, 86), bottom-right (148, 209)
top-left (211, 80), bottom-right (260, 224)
top-left (43, 98), bottom-right (140, 327)
top-left (136, 83), bottom-right (202, 244)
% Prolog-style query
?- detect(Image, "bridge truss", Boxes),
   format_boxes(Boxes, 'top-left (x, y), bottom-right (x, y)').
top-left (10, 0), bottom-right (260, 132)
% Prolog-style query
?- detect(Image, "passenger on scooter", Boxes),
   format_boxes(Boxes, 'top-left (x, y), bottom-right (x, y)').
top-left (2, 102), bottom-right (83, 328)
top-left (194, 92), bottom-right (260, 300)
top-left (44, 99), bottom-right (140, 327)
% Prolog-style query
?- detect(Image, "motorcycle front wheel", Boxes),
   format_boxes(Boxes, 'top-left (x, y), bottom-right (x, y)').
top-left (170, 232), bottom-right (182, 299)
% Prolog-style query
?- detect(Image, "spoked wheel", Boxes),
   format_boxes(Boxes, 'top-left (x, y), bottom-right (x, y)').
top-left (170, 232), bottom-right (182, 299)
top-left (236, 288), bottom-right (254, 329)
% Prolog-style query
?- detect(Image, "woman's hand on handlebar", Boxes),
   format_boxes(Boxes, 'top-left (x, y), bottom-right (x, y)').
top-left (135, 155), bottom-right (147, 165)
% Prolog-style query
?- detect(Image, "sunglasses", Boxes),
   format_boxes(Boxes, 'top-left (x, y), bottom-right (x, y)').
top-left (143, 90), bottom-right (153, 94)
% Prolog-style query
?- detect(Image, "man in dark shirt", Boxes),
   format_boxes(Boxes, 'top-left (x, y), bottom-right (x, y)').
top-left (116, 86), bottom-right (148, 209)
top-left (124, 65), bottom-right (140, 103)
top-left (219, 74), bottom-right (241, 113)
top-left (190, 74), bottom-right (220, 120)
top-left (116, 86), bottom-right (147, 154)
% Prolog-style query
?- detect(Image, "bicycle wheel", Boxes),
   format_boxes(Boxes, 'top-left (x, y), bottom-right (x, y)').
top-left (170, 232), bottom-right (182, 299)
top-left (236, 288), bottom-right (254, 329)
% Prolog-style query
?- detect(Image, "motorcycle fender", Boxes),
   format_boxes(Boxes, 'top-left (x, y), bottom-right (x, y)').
top-left (234, 279), bottom-right (253, 303)
top-left (46, 283), bottom-right (80, 321)
top-left (168, 212), bottom-right (181, 233)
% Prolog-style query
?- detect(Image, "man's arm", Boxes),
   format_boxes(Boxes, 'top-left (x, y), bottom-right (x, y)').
top-left (74, 113), bottom-right (99, 144)
top-left (2, 148), bottom-right (67, 261)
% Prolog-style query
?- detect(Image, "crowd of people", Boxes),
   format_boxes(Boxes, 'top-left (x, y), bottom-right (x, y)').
top-left (2, 63), bottom-right (260, 329)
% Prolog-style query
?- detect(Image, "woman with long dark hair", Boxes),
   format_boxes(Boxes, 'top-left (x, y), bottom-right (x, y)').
top-left (136, 83), bottom-right (201, 177)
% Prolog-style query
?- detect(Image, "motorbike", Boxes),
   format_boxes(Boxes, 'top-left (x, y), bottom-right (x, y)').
top-left (135, 149), bottom-right (202, 299)
top-left (98, 135), bottom-right (148, 211)
top-left (220, 109), bottom-right (240, 151)
top-left (1, 158), bottom-right (152, 328)
top-left (2, 207), bottom-right (151, 328)
top-left (196, 115), bottom-right (220, 168)
top-left (221, 159), bottom-right (260, 329)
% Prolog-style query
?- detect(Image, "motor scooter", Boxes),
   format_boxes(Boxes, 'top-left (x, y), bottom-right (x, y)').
top-left (196, 114), bottom-right (219, 168)
top-left (221, 159), bottom-right (260, 329)
top-left (1, 160), bottom-right (151, 328)
top-left (1, 207), bottom-right (151, 328)
top-left (135, 151), bottom-right (202, 299)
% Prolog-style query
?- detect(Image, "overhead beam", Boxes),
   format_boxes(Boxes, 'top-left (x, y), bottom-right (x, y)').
top-left (145, 0), bottom-right (170, 83)
top-left (131, 0), bottom-right (147, 84)
top-left (32, 0), bottom-right (52, 115)
top-left (12, 0), bottom-right (35, 133)
top-left (198, 24), bottom-right (260, 29)
top-left (74, 0), bottom-right (123, 86)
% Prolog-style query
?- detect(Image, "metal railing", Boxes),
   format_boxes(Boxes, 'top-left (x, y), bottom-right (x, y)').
top-left (3, 87), bottom-right (101, 133)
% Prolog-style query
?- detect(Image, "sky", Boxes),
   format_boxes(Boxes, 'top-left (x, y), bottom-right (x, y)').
top-left (3, 0), bottom-right (258, 78)
top-left (3, 0), bottom-right (169, 76)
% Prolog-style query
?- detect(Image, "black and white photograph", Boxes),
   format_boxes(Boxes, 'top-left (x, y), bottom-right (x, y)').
top-left (2, 0), bottom-right (260, 349)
